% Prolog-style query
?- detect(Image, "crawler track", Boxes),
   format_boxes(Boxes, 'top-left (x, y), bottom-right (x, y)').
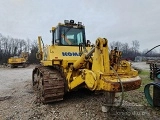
top-left (32, 65), bottom-right (65, 103)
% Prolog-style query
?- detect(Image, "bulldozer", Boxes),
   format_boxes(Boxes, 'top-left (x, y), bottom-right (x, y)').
top-left (32, 20), bottom-right (141, 109)
top-left (8, 52), bottom-right (29, 68)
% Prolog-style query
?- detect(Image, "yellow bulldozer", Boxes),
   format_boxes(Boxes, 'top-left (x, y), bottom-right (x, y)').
top-left (8, 52), bottom-right (29, 68)
top-left (32, 20), bottom-right (141, 109)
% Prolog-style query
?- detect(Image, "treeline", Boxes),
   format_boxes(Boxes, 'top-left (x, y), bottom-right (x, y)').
top-left (0, 33), bottom-right (39, 64)
top-left (0, 33), bottom-right (159, 64)
top-left (109, 40), bottom-right (160, 60)
top-left (110, 40), bottom-right (141, 60)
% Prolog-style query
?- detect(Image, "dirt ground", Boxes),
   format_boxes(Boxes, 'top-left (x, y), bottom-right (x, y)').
top-left (0, 62), bottom-right (159, 120)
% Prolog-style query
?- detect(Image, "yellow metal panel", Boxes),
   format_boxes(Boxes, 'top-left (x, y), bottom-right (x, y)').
top-left (84, 69), bottom-right (97, 90)
top-left (53, 60), bottom-right (61, 65)
top-left (73, 54), bottom-right (86, 69)
top-left (46, 45), bottom-right (92, 61)
top-left (8, 57), bottom-right (26, 64)
top-left (42, 61), bottom-right (53, 66)
top-left (91, 38), bottom-right (110, 73)
top-left (69, 75), bottom-right (84, 89)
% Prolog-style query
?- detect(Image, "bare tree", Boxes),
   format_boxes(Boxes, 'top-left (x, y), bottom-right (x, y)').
top-left (110, 41), bottom-right (123, 50)
top-left (121, 43), bottom-right (129, 54)
top-left (131, 40), bottom-right (140, 54)
top-left (0, 34), bottom-right (39, 64)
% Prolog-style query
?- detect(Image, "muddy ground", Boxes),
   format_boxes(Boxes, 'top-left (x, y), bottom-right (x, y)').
top-left (0, 62), bottom-right (159, 120)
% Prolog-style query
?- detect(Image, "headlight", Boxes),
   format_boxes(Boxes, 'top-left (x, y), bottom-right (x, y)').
top-left (55, 39), bottom-right (60, 43)
top-left (64, 20), bottom-right (69, 24)
top-left (70, 20), bottom-right (74, 24)
top-left (78, 22), bottom-right (82, 25)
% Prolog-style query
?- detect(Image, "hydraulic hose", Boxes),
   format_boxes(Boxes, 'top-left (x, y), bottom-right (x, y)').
top-left (110, 66), bottom-right (124, 107)
top-left (145, 45), bottom-right (160, 55)
top-left (144, 82), bottom-right (160, 106)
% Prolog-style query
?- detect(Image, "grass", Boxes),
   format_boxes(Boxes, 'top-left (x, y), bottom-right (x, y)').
top-left (138, 70), bottom-right (151, 92)
top-left (139, 70), bottom-right (150, 76)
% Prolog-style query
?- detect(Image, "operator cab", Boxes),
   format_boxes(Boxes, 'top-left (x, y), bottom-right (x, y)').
top-left (51, 20), bottom-right (87, 46)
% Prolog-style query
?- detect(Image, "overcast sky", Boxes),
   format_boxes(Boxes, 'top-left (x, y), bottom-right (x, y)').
top-left (0, 0), bottom-right (160, 51)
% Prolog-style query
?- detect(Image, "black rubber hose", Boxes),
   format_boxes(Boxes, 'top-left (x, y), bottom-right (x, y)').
top-left (110, 66), bottom-right (124, 107)
top-left (145, 45), bottom-right (160, 55)
top-left (144, 82), bottom-right (160, 106)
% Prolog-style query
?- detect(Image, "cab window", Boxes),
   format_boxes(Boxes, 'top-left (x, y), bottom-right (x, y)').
top-left (61, 28), bottom-right (84, 45)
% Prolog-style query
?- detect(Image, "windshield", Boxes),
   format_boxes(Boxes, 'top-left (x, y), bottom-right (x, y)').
top-left (61, 27), bottom-right (84, 45)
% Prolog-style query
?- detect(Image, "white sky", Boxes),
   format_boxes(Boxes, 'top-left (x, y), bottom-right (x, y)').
top-left (0, 0), bottom-right (160, 51)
